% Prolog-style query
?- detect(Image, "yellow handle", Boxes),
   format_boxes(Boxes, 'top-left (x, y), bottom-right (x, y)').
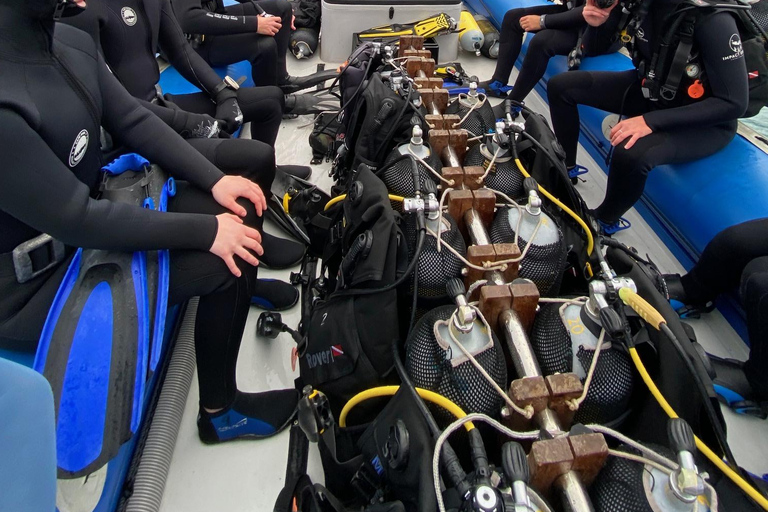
top-left (618, 287), bottom-right (666, 330)
top-left (339, 385), bottom-right (475, 431)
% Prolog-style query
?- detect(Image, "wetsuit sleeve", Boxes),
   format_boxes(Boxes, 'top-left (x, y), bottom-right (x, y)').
top-left (96, 52), bottom-right (225, 190)
top-left (540, 5), bottom-right (585, 30)
top-left (173, 0), bottom-right (260, 35)
top-left (0, 109), bottom-right (217, 252)
top-left (157, 0), bottom-right (222, 96)
top-left (643, 12), bottom-right (748, 131)
top-left (582, 4), bottom-right (623, 56)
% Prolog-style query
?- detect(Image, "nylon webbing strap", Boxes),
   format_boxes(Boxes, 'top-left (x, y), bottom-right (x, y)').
top-left (273, 423), bottom-right (310, 512)
top-left (660, 15), bottom-right (696, 100)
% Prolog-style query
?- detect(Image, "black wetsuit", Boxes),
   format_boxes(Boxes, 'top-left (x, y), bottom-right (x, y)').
top-left (172, 0), bottom-right (293, 87)
top-left (0, 0), bottom-right (257, 409)
top-left (491, 1), bottom-right (588, 102)
top-left (548, 0), bottom-right (748, 223)
top-left (64, 0), bottom-right (284, 146)
top-left (681, 219), bottom-right (768, 398)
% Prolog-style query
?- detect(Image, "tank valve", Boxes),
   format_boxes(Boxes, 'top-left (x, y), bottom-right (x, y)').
top-left (447, 278), bottom-right (476, 331)
top-left (523, 177), bottom-right (542, 216)
top-left (502, 442), bottom-right (536, 512)
top-left (668, 418), bottom-right (706, 502)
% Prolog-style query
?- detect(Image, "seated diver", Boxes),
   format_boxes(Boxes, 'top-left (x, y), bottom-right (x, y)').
top-left (480, 0), bottom-right (608, 101)
top-left (547, 0), bottom-right (748, 234)
top-left (64, 0), bottom-right (309, 286)
top-left (171, 0), bottom-right (331, 94)
top-left (0, 0), bottom-right (298, 443)
top-left (663, 219), bottom-right (768, 416)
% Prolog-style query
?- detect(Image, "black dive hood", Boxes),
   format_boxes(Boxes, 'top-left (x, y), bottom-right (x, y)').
top-left (0, 0), bottom-right (85, 56)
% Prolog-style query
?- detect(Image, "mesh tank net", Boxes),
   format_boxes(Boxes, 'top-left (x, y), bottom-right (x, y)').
top-left (530, 303), bottom-right (634, 425)
top-left (403, 214), bottom-right (466, 299)
top-left (489, 207), bottom-right (567, 297)
top-left (445, 97), bottom-right (497, 138)
top-left (464, 144), bottom-right (525, 199)
top-left (750, 0), bottom-right (768, 31)
top-left (405, 305), bottom-right (508, 421)
top-left (590, 444), bottom-right (674, 512)
top-left (380, 149), bottom-right (443, 210)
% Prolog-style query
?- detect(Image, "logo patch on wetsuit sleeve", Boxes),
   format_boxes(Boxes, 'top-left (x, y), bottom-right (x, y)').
top-left (724, 34), bottom-right (744, 61)
top-left (121, 7), bottom-right (138, 26)
top-left (69, 130), bottom-right (89, 167)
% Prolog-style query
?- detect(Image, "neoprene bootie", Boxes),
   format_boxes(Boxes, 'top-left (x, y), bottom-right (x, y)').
top-left (197, 389), bottom-right (299, 443)
top-left (251, 278), bottom-right (299, 311)
top-left (259, 232), bottom-right (306, 269)
top-left (277, 164), bottom-right (312, 181)
top-left (478, 79), bottom-right (512, 98)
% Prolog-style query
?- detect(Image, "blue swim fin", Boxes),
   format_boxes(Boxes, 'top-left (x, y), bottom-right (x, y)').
top-left (34, 154), bottom-right (169, 478)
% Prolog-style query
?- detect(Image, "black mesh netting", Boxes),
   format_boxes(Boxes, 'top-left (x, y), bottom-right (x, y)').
top-left (380, 148), bottom-right (442, 209)
top-left (530, 303), bottom-right (634, 425)
top-left (464, 144), bottom-right (525, 199)
top-left (405, 305), bottom-right (508, 420)
top-left (403, 214), bottom-right (466, 298)
top-left (750, 0), bottom-right (768, 31)
top-left (590, 444), bottom-right (674, 512)
top-left (489, 207), bottom-right (567, 297)
top-left (445, 98), bottom-right (496, 138)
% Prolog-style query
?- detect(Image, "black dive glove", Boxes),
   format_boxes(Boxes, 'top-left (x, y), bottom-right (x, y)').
top-left (214, 88), bottom-right (244, 134)
top-left (179, 112), bottom-right (221, 139)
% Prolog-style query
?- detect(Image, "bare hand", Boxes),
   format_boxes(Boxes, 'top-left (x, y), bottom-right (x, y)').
top-left (211, 175), bottom-right (267, 217)
top-left (519, 15), bottom-right (541, 32)
top-left (257, 15), bottom-right (282, 36)
top-left (583, 0), bottom-right (618, 27)
top-left (210, 214), bottom-right (263, 276)
top-left (610, 116), bottom-right (652, 150)
top-left (291, 14), bottom-right (296, 30)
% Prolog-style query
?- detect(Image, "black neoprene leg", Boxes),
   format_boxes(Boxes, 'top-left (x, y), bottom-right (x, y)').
top-left (223, 0), bottom-right (292, 82)
top-left (492, 5), bottom-right (566, 85)
top-left (741, 256), bottom-right (768, 398)
top-left (508, 27), bottom-right (579, 103)
top-left (681, 218), bottom-right (768, 303)
top-left (196, 32), bottom-right (279, 87)
top-left (166, 87), bottom-right (283, 146)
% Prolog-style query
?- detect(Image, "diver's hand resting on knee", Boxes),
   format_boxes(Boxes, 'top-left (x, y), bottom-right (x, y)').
top-left (257, 16), bottom-right (282, 36)
top-left (519, 15), bottom-right (541, 32)
top-left (610, 116), bottom-right (652, 150)
top-left (211, 214), bottom-right (264, 277)
top-left (583, 0), bottom-right (618, 27)
top-left (211, 176), bottom-right (268, 217)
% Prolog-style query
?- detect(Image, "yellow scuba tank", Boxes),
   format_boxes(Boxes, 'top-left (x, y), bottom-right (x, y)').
top-left (357, 12), bottom-right (457, 40)
top-left (475, 15), bottom-right (500, 59)
top-left (458, 11), bottom-right (484, 56)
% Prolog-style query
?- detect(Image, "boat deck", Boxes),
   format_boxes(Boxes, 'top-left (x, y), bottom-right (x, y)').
top-left (158, 54), bottom-right (768, 511)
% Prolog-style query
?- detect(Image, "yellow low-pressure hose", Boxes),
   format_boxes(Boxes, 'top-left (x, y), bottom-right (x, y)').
top-left (282, 193), bottom-right (291, 214)
top-left (619, 287), bottom-right (768, 510)
top-left (513, 158), bottom-right (594, 256)
top-left (324, 194), bottom-right (406, 211)
top-left (339, 385), bottom-right (475, 431)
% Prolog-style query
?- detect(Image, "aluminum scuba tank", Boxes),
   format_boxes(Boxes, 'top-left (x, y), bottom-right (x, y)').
top-left (489, 178), bottom-right (566, 297)
top-left (464, 121), bottom-right (525, 199)
top-left (529, 297), bottom-right (634, 426)
top-left (458, 11), bottom-right (484, 56)
top-left (405, 279), bottom-right (508, 420)
top-left (445, 79), bottom-right (496, 139)
top-left (475, 15), bottom-right (500, 59)
top-left (290, 27), bottom-right (319, 59)
top-left (380, 125), bottom-right (443, 204)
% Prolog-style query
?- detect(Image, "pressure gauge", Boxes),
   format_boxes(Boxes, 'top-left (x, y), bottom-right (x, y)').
top-left (685, 63), bottom-right (701, 78)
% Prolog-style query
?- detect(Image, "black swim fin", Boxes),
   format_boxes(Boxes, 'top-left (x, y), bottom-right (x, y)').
top-left (34, 154), bottom-right (170, 478)
top-left (280, 69), bottom-right (340, 94)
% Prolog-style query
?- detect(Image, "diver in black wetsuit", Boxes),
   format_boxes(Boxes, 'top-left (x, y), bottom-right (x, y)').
top-left (172, 0), bottom-right (293, 89)
top-left (480, 0), bottom-right (589, 100)
top-left (0, 0), bottom-right (298, 442)
top-left (664, 219), bottom-right (768, 413)
top-left (64, 0), bottom-right (309, 275)
top-left (547, 0), bottom-right (748, 234)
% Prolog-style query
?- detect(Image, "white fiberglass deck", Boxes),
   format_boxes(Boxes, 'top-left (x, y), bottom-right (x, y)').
top-left (158, 53), bottom-right (768, 512)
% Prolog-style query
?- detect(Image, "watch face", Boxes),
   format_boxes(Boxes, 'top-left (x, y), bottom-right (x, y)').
top-left (224, 76), bottom-right (240, 90)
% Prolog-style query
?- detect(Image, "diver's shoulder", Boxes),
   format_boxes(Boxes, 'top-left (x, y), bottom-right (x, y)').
top-left (53, 22), bottom-right (99, 61)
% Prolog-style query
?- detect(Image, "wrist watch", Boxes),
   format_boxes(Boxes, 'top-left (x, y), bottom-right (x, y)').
top-left (539, 14), bottom-right (547, 29)
top-left (212, 76), bottom-right (240, 96)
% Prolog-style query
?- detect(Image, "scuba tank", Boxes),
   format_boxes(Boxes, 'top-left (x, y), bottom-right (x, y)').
top-left (489, 178), bottom-right (566, 297)
top-left (380, 125), bottom-right (443, 205)
top-left (591, 420), bottom-right (716, 511)
top-left (464, 121), bottom-right (525, 199)
top-left (458, 11), bottom-right (484, 56)
top-left (290, 27), bottom-right (319, 59)
top-left (475, 15), bottom-right (500, 59)
top-left (405, 279), bottom-right (508, 421)
top-left (445, 79), bottom-right (496, 139)
top-left (529, 289), bottom-right (634, 426)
